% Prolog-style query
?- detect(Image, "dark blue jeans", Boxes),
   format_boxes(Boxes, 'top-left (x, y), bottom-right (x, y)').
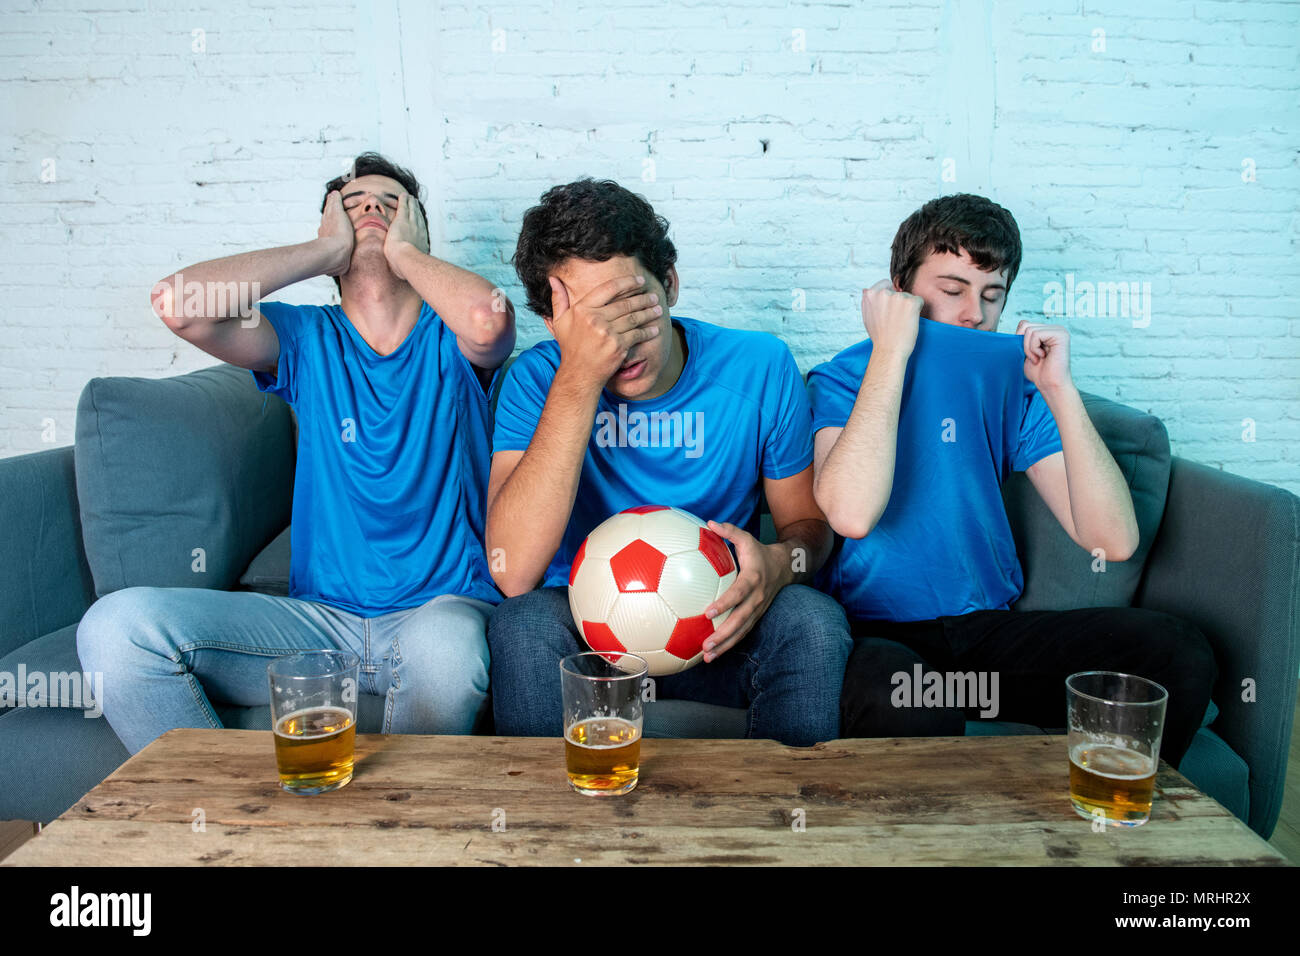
top-left (488, 585), bottom-right (852, 746)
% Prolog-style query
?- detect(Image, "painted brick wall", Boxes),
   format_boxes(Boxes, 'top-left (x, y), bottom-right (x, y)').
top-left (3, 0), bottom-right (1297, 494)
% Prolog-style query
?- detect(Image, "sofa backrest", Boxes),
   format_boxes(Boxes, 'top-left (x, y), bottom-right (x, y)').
top-left (0, 446), bottom-right (98, 657)
top-left (1005, 392), bottom-right (1172, 611)
top-left (75, 364), bottom-right (296, 596)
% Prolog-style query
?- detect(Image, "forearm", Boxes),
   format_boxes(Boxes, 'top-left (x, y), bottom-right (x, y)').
top-left (154, 239), bottom-right (340, 330)
top-left (1042, 384), bottom-right (1140, 558)
top-left (814, 347), bottom-right (909, 538)
top-left (487, 368), bottom-right (601, 595)
top-left (767, 518), bottom-right (833, 587)
top-left (389, 243), bottom-right (512, 362)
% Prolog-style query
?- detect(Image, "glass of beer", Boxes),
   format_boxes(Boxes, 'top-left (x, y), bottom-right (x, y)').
top-left (560, 652), bottom-right (648, 796)
top-left (1067, 671), bottom-right (1168, 826)
top-left (268, 650), bottom-right (360, 795)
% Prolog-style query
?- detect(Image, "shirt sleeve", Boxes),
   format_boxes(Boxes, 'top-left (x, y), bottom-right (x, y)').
top-left (1013, 385), bottom-right (1064, 472)
top-left (760, 340), bottom-right (815, 480)
top-left (250, 301), bottom-right (304, 406)
top-left (491, 347), bottom-right (554, 453)
top-left (439, 310), bottom-right (503, 407)
top-left (807, 354), bottom-right (860, 432)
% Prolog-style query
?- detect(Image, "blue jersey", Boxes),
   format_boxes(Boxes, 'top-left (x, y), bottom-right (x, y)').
top-left (493, 316), bottom-right (814, 588)
top-left (807, 319), bottom-right (1063, 622)
top-left (253, 301), bottom-right (502, 614)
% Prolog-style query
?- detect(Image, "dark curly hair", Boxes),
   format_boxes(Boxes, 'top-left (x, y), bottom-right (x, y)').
top-left (513, 178), bottom-right (677, 318)
top-left (890, 194), bottom-right (1022, 294)
top-left (322, 152), bottom-right (428, 292)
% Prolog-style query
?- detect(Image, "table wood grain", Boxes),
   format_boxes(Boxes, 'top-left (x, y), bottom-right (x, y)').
top-left (4, 729), bottom-right (1288, 866)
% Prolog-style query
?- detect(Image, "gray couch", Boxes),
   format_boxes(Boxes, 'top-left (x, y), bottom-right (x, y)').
top-left (1, 363), bottom-right (1296, 838)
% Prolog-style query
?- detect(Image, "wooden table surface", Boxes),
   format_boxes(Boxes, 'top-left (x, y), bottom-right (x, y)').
top-left (5, 729), bottom-right (1288, 866)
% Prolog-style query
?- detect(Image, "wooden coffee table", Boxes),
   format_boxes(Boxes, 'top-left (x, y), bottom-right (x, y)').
top-left (3, 729), bottom-right (1287, 866)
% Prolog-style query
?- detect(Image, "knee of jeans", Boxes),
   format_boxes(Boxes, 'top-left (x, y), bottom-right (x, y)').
top-left (771, 586), bottom-right (852, 658)
top-left (487, 589), bottom-right (574, 657)
top-left (77, 587), bottom-right (173, 669)
top-left (394, 604), bottom-right (491, 690)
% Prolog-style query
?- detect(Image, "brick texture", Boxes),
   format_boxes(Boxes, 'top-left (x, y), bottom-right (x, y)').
top-left (2, 0), bottom-right (1297, 493)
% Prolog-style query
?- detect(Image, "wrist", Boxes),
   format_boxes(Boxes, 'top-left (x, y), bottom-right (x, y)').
top-left (1037, 378), bottom-right (1079, 406)
top-left (867, 344), bottom-right (913, 378)
top-left (554, 361), bottom-right (606, 400)
top-left (386, 239), bottom-right (422, 267)
top-left (764, 542), bottom-right (797, 589)
top-left (312, 236), bottom-right (351, 274)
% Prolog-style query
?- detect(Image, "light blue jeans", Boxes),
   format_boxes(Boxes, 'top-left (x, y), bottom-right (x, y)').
top-left (76, 587), bottom-right (494, 755)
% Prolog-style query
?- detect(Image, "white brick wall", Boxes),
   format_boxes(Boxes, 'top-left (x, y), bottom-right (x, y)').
top-left (3, 0), bottom-right (1297, 494)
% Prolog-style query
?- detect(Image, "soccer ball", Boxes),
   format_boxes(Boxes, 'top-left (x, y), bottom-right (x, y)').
top-left (568, 505), bottom-right (739, 676)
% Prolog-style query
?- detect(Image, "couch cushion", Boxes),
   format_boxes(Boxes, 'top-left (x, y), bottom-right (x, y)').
top-left (1005, 392), bottom-right (1170, 611)
top-left (0, 447), bottom-right (97, 658)
top-left (0, 624), bottom-right (97, 712)
top-left (75, 364), bottom-right (296, 596)
top-left (1178, 727), bottom-right (1250, 824)
top-left (239, 525), bottom-right (292, 596)
top-left (0, 705), bottom-right (130, 823)
top-left (643, 700), bottom-right (749, 738)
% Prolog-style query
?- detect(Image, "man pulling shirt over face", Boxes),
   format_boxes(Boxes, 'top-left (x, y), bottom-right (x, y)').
top-left (810, 193), bottom-right (1216, 768)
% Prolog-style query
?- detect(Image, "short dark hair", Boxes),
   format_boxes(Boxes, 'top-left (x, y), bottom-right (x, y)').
top-left (890, 194), bottom-right (1022, 294)
top-left (513, 178), bottom-right (677, 318)
top-left (322, 152), bottom-right (428, 292)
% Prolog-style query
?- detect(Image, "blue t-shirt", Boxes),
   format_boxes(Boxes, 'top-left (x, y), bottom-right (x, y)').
top-left (493, 316), bottom-right (814, 588)
top-left (807, 319), bottom-right (1063, 622)
top-left (252, 301), bottom-right (502, 615)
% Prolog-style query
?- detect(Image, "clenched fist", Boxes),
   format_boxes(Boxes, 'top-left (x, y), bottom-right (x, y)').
top-left (1016, 320), bottom-right (1074, 394)
top-left (861, 278), bottom-right (923, 358)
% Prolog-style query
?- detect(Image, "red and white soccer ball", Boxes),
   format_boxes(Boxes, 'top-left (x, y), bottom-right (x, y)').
top-left (568, 506), bottom-right (739, 676)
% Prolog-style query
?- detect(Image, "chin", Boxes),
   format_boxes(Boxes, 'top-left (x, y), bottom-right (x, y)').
top-left (608, 370), bottom-right (656, 400)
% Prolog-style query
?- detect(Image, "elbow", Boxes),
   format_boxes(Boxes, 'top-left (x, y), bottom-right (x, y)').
top-left (485, 534), bottom-right (536, 599)
top-left (151, 277), bottom-right (186, 332)
top-left (492, 571), bottom-right (535, 601)
top-left (820, 501), bottom-right (875, 541)
top-left (1083, 530), bottom-right (1139, 564)
top-left (1107, 531), bottom-right (1140, 564)
top-left (468, 298), bottom-right (515, 358)
top-left (814, 483), bottom-right (875, 540)
top-left (829, 513), bottom-right (873, 541)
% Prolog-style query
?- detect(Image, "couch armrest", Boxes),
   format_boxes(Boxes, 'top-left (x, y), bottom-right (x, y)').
top-left (1135, 456), bottom-right (1300, 838)
top-left (0, 447), bottom-right (97, 657)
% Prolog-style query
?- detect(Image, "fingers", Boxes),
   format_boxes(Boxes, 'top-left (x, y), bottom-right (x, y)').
top-left (583, 272), bottom-right (647, 310)
top-left (702, 613), bottom-right (756, 661)
top-left (702, 585), bottom-right (763, 661)
top-left (1024, 332), bottom-right (1045, 364)
top-left (707, 519), bottom-right (744, 545)
top-left (605, 294), bottom-right (663, 333)
top-left (703, 521), bottom-right (754, 618)
top-left (617, 322), bottom-right (662, 349)
top-left (707, 572), bottom-right (747, 620)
